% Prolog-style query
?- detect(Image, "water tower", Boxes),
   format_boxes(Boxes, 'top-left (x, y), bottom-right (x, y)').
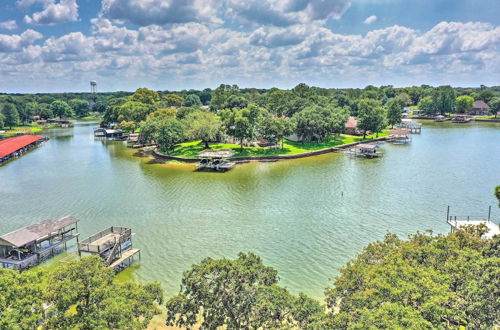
top-left (90, 80), bottom-right (97, 94)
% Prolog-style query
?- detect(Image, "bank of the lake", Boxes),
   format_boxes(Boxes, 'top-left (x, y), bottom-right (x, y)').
top-left (0, 120), bottom-right (499, 299)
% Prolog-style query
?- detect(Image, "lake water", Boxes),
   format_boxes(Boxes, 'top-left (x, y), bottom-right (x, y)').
top-left (1, 121), bottom-right (499, 299)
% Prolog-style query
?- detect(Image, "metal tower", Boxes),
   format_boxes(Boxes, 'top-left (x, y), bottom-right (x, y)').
top-left (90, 80), bottom-right (97, 94)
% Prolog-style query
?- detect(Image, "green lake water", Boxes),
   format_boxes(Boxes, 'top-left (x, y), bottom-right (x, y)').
top-left (1, 120), bottom-right (499, 299)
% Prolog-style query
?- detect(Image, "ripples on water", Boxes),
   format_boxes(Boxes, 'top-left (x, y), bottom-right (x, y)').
top-left (0, 121), bottom-right (499, 299)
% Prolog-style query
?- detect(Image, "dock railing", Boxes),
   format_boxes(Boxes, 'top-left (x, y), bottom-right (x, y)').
top-left (446, 206), bottom-right (494, 228)
top-left (78, 226), bottom-right (131, 254)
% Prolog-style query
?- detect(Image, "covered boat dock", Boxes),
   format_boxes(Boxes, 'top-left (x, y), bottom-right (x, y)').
top-left (389, 129), bottom-right (411, 144)
top-left (0, 135), bottom-right (46, 164)
top-left (197, 149), bottom-right (236, 171)
top-left (0, 215), bottom-right (80, 270)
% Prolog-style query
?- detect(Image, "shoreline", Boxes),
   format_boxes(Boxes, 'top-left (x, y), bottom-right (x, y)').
top-left (149, 136), bottom-right (389, 164)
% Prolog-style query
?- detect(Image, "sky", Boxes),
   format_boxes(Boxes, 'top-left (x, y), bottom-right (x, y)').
top-left (0, 0), bottom-right (499, 93)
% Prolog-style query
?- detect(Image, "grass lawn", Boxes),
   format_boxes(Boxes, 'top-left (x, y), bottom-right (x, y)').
top-left (475, 115), bottom-right (497, 120)
top-left (169, 131), bottom-right (388, 158)
top-left (1, 123), bottom-right (44, 136)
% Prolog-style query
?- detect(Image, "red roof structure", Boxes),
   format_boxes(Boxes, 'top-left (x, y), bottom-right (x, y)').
top-left (345, 116), bottom-right (358, 128)
top-left (0, 135), bottom-right (43, 158)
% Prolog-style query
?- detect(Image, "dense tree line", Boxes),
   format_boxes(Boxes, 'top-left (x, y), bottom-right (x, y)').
top-left (2, 84), bottom-right (499, 134)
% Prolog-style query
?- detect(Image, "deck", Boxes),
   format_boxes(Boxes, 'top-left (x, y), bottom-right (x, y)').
top-left (108, 248), bottom-right (140, 269)
top-left (447, 219), bottom-right (500, 239)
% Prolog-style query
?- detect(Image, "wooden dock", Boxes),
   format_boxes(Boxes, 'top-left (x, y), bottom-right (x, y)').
top-left (109, 248), bottom-right (140, 269)
top-left (446, 206), bottom-right (499, 239)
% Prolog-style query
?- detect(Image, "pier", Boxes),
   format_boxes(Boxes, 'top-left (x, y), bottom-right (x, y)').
top-left (78, 226), bottom-right (140, 272)
top-left (0, 216), bottom-right (80, 270)
top-left (0, 135), bottom-right (46, 164)
top-left (446, 206), bottom-right (499, 239)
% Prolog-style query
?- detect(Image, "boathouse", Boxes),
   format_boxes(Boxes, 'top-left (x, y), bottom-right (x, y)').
top-left (197, 149), bottom-right (236, 171)
top-left (0, 135), bottom-right (45, 164)
top-left (389, 129), bottom-right (411, 144)
top-left (0, 216), bottom-right (80, 270)
top-left (349, 143), bottom-right (382, 158)
top-left (397, 119), bottom-right (422, 133)
top-left (78, 226), bottom-right (140, 272)
top-left (94, 128), bottom-right (124, 139)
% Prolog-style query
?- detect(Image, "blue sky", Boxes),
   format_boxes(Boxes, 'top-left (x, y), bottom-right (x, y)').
top-left (0, 0), bottom-right (499, 93)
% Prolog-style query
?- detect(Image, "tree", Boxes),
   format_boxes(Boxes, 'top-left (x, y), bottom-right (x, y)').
top-left (184, 111), bottom-right (222, 149)
top-left (117, 101), bottom-right (151, 128)
top-left (45, 256), bottom-right (163, 329)
top-left (220, 104), bottom-right (263, 150)
top-left (418, 96), bottom-right (435, 115)
top-left (139, 116), bottom-right (185, 154)
top-left (432, 86), bottom-right (456, 115)
top-left (293, 105), bottom-right (349, 142)
top-left (265, 90), bottom-right (293, 117)
top-left (0, 268), bottom-right (44, 329)
top-left (478, 88), bottom-right (494, 104)
top-left (131, 87), bottom-right (160, 105)
top-left (176, 106), bottom-right (201, 119)
top-left (50, 100), bottom-right (75, 118)
top-left (210, 84), bottom-right (240, 110)
top-left (324, 229), bottom-right (500, 329)
top-left (223, 95), bottom-right (248, 110)
top-left (495, 185), bottom-right (500, 207)
top-left (69, 98), bottom-right (90, 117)
top-left (386, 97), bottom-right (404, 127)
top-left (165, 252), bottom-right (322, 329)
top-left (455, 95), bottom-right (474, 114)
top-left (259, 116), bottom-right (296, 148)
top-left (162, 93), bottom-right (184, 107)
top-left (489, 97), bottom-right (500, 118)
top-left (183, 94), bottom-right (202, 107)
top-left (0, 111), bottom-right (4, 128)
top-left (147, 107), bottom-right (176, 120)
top-left (2, 103), bottom-right (19, 128)
top-left (357, 98), bottom-right (387, 138)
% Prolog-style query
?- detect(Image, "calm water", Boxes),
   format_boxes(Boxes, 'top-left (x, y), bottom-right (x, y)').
top-left (1, 121), bottom-right (499, 298)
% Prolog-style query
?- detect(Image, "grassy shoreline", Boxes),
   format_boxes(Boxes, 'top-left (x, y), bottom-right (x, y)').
top-left (167, 131), bottom-right (389, 159)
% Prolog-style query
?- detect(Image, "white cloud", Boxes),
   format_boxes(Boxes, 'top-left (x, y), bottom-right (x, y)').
top-left (363, 15), bottom-right (377, 25)
top-left (225, 0), bottom-right (351, 26)
top-left (0, 20), bottom-right (19, 30)
top-left (100, 0), bottom-right (220, 26)
top-left (24, 0), bottom-right (79, 25)
top-left (0, 29), bottom-right (43, 52)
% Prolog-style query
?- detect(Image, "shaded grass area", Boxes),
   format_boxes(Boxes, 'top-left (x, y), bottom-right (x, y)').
top-left (1, 123), bottom-right (45, 137)
top-left (475, 115), bottom-right (497, 120)
top-left (169, 132), bottom-right (388, 158)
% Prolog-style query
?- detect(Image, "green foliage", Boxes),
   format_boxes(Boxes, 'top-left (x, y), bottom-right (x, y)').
top-left (223, 95), bottom-right (248, 110)
top-left (357, 98), bottom-right (387, 138)
top-left (386, 97), bottom-right (404, 127)
top-left (265, 89), bottom-right (293, 117)
top-left (162, 93), bottom-right (184, 107)
top-left (325, 229), bottom-right (500, 329)
top-left (210, 84), bottom-right (240, 110)
top-left (131, 87), bottom-right (160, 105)
top-left (0, 268), bottom-right (44, 329)
top-left (183, 94), bottom-right (202, 107)
top-left (139, 116), bottom-right (185, 153)
top-left (2, 103), bottom-right (20, 128)
top-left (117, 101), bottom-right (152, 124)
top-left (293, 105), bottom-right (349, 142)
top-left (183, 111), bottom-right (222, 148)
top-left (0, 257), bottom-right (162, 330)
top-left (165, 252), bottom-right (321, 329)
top-left (478, 88), bottom-right (494, 104)
top-left (69, 98), bottom-right (90, 117)
top-left (0, 111), bottom-right (4, 128)
top-left (176, 106), bottom-right (201, 119)
top-left (220, 104), bottom-right (263, 149)
top-left (432, 86), bottom-right (456, 115)
top-left (489, 97), bottom-right (500, 117)
top-left (259, 116), bottom-right (296, 148)
top-left (455, 95), bottom-right (474, 114)
top-left (45, 256), bottom-right (163, 329)
top-left (418, 95), bottom-right (435, 115)
top-left (50, 100), bottom-right (75, 118)
top-left (147, 107), bottom-right (177, 120)
top-left (495, 185), bottom-right (500, 207)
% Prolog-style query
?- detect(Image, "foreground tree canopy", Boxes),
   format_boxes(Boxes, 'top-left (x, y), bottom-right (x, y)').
top-left (0, 256), bottom-right (163, 330)
top-left (165, 228), bottom-right (499, 329)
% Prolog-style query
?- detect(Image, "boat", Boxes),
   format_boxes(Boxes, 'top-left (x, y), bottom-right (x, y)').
top-left (451, 114), bottom-right (471, 123)
top-left (435, 115), bottom-right (445, 122)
